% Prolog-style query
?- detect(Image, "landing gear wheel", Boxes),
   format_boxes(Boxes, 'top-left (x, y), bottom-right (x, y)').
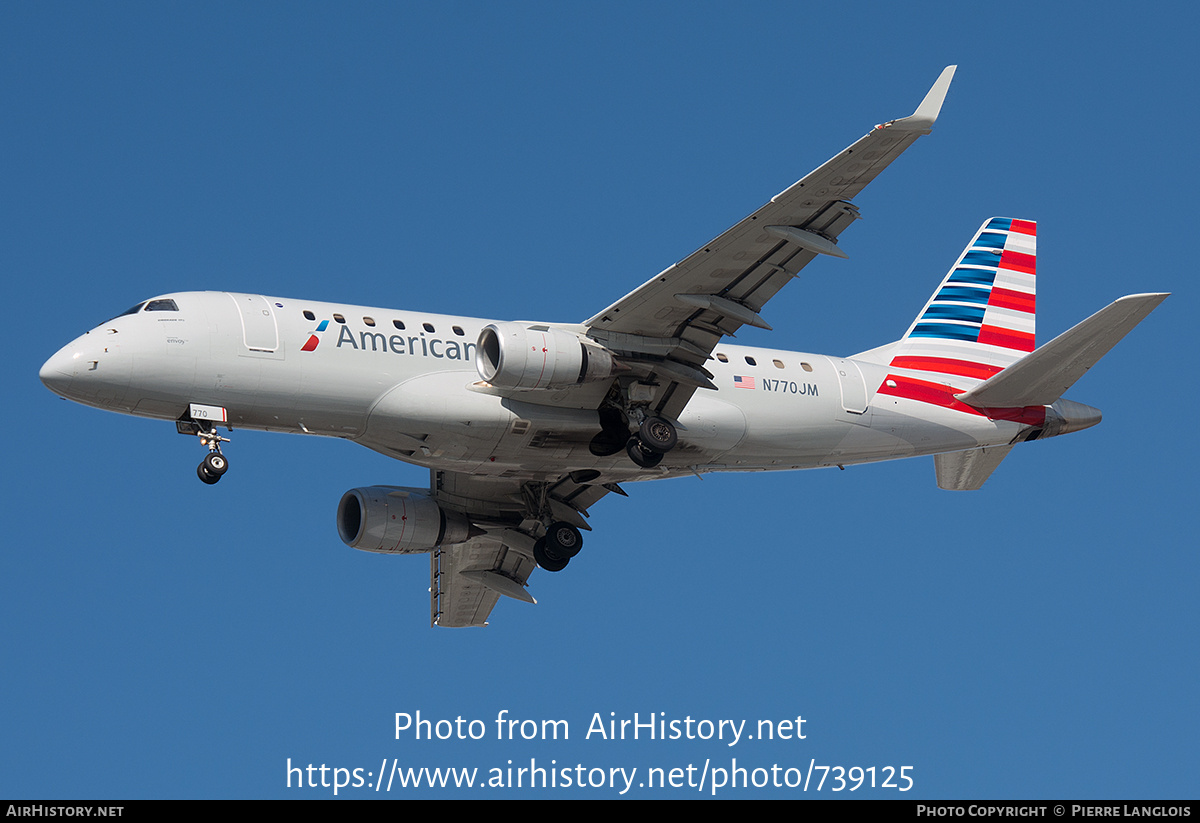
top-left (545, 521), bottom-right (583, 558)
top-left (589, 428), bottom-right (628, 457)
top-left (533, 537), bottom-right (569, 572)
top-left (626, 436), bottom-right (664, 468)
top-left (638, 416), bottom-right (677, 453)
top-left (190, 423), bottom-right (231, 486)
top-left (202, 452), bottom-right (228, 476)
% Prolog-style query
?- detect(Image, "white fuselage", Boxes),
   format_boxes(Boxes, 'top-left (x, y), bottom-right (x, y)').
top-left (40, 291), bottom-right (1028, 483)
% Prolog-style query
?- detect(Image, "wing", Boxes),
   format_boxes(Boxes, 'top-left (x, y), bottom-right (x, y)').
top-left (431, 534), bottom-right (532, 628)
top-left (428, 69), bottom-right (956, 626)
top-left (585, 66), bottom-right (956, 421)
top-left (428, 469), bottom-right (619, 627)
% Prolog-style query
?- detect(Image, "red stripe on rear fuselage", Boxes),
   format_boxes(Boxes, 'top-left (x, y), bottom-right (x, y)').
top-left (888, 356), bottom-right (1003, 380)
top-left (877, 374), bottom-right (1046, 427)
top-left (877, 375), bottom-right (984, 416)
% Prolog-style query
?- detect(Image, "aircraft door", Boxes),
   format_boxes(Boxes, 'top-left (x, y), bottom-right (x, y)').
top-left (227, 293), bottom-right (279, 353)
top-left (829, 357), bottom-right (873, 426)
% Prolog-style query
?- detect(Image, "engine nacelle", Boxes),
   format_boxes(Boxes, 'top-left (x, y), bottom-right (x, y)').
top-left (336, 486), bottom-right (477, 554)
top-left (475, 322), bottom-right (618, 390)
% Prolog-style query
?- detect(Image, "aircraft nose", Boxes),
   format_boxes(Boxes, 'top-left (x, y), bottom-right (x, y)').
top-left (39, 345), bottom-right (77, 396)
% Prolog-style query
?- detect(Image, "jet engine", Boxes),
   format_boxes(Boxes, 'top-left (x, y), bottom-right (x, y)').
top-left (475, 323), bottom-right (619, 390)
top-left (336, 486), bottom-right (478, 554)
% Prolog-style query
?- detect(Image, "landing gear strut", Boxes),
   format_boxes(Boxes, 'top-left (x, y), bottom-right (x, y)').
top-left (194, 425), bottom-right (230, 485)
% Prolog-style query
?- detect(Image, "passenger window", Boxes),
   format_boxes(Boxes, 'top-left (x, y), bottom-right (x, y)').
top-left (744, 356), bottom-right (757, 366)
top-left (773, 359), bottom-right (784, 369)
top-left (716, 353), bottom-right (728, 363)
top-left (392, 320), bottom-right (406, 330)
top-left (423, 322), bottom-right (435, 333)
top-left (363, 317), bottom-right (376, 327)
top-left (303, 310), bottom-right (316, 321)
top-left (800, 362), bottom-right (813, 372)
top-left (144, 299), bottom-right (179, 312)
top-left (452, 326), bottom-right (465, 336)
top-left (333, 314), bottom-right (345, 324)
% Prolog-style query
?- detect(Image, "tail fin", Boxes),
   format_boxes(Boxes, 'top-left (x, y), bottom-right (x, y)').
top-left (887, 217), bottom-right (1038, 388)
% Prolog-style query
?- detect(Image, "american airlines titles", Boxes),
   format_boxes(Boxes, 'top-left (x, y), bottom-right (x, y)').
top-left (335, 324), bottom-right (476, 361)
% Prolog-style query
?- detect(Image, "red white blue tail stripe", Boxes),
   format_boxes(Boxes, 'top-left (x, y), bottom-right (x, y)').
top-left (888, 218), bottom-right (1036, 383)
top-left (877, 218), bottom-right (1041, 419)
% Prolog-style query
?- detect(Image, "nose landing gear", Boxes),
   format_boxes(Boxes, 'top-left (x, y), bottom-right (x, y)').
top-left (194, 426), bottom-right (230, 485)
top-left (197, 450), bottom-right (228, 485)
top-left (176, 407), bottom-right (232, 486)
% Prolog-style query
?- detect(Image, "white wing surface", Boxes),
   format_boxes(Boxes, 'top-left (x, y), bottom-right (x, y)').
top-left (584, 66), bottom-right (957, 420)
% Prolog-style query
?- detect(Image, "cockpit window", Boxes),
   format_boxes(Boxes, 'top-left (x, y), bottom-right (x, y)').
top-left (104, 302), bottom-right (146, 324)
top-left (144, 299), bottom-right (179, 312)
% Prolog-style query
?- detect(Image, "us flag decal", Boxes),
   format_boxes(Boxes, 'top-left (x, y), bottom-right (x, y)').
top-left (734, 375), bottom-right (755, 389)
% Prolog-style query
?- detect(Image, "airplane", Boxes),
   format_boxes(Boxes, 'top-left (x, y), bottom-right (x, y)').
top-left (39, 66), bottom-right (1167, 627)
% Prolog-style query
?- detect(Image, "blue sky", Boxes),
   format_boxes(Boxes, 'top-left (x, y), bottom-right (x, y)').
top-left (3, 2), bottom-right (1196, 799)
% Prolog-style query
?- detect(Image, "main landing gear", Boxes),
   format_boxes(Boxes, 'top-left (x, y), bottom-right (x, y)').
top-left (532, 521), bottom-right (583, 572)
top-left (588, 406), bottom-right (679, 469)
top-left (626, 415), bottom-right (676, 468)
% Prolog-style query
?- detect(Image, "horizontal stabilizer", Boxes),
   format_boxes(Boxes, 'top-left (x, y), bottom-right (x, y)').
top-left (956, 293), bottom-right (1168, 408)
top-left (935, 445), bottom-right (1014, 491)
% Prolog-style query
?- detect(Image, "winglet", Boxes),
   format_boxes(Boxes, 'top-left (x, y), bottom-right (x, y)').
top-left (889, 65), bottom-right (957, 132)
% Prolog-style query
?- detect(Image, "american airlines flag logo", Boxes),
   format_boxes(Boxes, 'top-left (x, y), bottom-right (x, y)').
top-left (301, 319), bottom-right (329, 352)
top-left (734, 375), bottom-right (755, 389)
